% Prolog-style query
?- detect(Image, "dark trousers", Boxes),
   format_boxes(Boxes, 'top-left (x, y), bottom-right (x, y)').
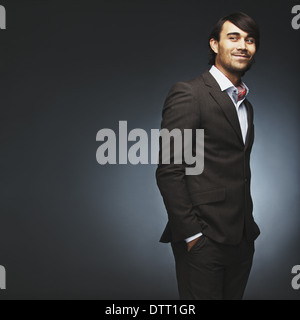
top-left (171, 235), bottom-right (254, 300)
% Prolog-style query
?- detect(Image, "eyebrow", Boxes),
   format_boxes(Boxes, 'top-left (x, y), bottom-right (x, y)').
top-left (227, 32), bottom-right (241, 36)
top-left (227, 32), bottom-right (254, 38)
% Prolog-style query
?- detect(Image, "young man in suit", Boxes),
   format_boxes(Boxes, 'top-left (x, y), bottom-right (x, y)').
top-left (156, 12), bottom-right (261, 300)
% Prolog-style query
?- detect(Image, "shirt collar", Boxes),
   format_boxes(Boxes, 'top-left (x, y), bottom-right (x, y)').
top-left (209, 65), bottom-right (249, 97)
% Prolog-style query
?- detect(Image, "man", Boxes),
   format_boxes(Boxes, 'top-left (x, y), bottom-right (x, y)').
top-left (156, 12), bottom-right (261, 300)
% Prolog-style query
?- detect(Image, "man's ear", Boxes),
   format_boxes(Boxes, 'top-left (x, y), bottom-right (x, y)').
top-left (209, 38), bottom-right (218, 54)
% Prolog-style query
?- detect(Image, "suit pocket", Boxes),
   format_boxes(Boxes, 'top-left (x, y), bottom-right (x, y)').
top-left (188, 234), bottom-right (207, 253)
top-left (190, 187), bottom-right (225, 206)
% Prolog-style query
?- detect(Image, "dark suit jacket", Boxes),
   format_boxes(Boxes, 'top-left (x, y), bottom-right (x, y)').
top-left (156, 70), bottom-right (260, 245)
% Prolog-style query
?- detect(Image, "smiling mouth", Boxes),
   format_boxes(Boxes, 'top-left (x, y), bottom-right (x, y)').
top-left (233, 54), bottom-right (249, 59)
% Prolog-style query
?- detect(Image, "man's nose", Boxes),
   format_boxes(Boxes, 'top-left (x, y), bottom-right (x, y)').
top-left (237, 39), bottom-right (247, 49)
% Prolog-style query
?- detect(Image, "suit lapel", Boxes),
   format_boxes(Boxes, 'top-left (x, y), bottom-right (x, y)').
top-left (202, 70), bottom-right (244, 146)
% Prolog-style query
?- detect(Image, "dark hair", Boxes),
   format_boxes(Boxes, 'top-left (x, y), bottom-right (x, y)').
top-left (208, 12), bottom-right (260, 65)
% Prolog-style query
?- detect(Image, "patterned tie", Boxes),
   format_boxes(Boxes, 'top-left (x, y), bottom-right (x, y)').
top-left (236, 83), bottom-right (247, 101)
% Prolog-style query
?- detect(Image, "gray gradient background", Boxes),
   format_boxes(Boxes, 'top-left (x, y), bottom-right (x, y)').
top-left (0, 0), bottom-right (299, 299)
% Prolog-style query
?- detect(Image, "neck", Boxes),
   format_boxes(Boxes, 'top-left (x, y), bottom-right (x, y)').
top-left (214, 64), bottom-right (242, 87)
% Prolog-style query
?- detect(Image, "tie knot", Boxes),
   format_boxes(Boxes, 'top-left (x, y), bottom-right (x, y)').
top-left (236, 83), bottom-right (246, 101)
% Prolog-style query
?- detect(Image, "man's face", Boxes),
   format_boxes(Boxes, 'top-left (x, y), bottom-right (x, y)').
top-left (210, 21), bottom-right (256, 77)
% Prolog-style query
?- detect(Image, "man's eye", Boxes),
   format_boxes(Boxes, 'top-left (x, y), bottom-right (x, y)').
top-left (246, 39), bottom-right (255, 44)
top-left (229, 37), bottom-right (237, 41)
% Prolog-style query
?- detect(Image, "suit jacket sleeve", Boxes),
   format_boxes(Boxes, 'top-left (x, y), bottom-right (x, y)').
top-left (156, 81), bottom-right (203, 243)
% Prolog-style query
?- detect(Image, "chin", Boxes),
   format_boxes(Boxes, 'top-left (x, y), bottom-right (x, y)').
top-left (233, 61), bottom-right (255, 76)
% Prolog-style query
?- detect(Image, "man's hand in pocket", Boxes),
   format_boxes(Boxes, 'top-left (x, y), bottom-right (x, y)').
top-left (187, 236), bottom-right (201, 252)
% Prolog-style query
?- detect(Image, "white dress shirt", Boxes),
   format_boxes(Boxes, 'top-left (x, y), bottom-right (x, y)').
top-left (185, 65), bottom-right (249, 244)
